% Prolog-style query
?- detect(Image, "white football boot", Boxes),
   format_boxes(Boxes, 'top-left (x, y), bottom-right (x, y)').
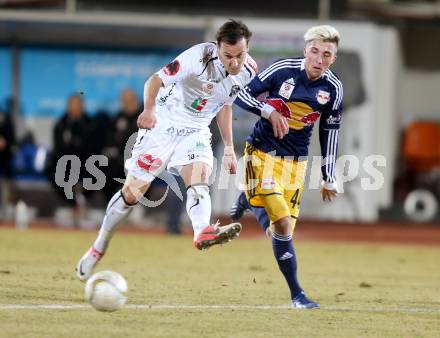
top-left (75, 247), bottom-right (104, 281)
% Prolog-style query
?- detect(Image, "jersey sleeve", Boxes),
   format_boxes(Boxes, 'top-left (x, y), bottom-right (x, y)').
top-left (156, 44), bottom-right (203, 87)
top-left (234, 60), bottom-right (278, 117)
top-left (319, 75), bottom-right (343, 185)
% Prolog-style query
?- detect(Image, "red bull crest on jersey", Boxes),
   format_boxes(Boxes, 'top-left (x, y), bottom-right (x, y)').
top-left (316, 90), bottom-right (330, 105)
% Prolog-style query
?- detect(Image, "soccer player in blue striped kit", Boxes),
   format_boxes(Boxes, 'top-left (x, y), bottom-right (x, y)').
top-left (231, 25), bottom-right (343, 308)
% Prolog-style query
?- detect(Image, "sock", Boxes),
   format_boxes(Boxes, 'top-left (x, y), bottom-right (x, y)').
top-left (186, 184), bottom-right (211, 238)
top-left (242, 193), bottom-right (270, 234)
top-left (272, 231), bottom-right (303, 299)
top-left (238, 192), bottom-right (250, 209)
top-left (250, 206), bottom-right (270, 234)
top-left (93, 190), bottom-right (135, 253)
top-left (239, 191), bottom-right (270, 234)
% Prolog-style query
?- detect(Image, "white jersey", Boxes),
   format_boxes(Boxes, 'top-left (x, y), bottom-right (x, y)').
top-left (155, 42), bottom-right (258, 129)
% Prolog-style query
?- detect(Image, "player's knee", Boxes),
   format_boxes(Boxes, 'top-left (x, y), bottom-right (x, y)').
top-left (181, 162), bottom-right (211, 186)
top-left (121, 175), bottom-right (151, 205)
top-left (272, 216), bottom-right (292, 235)
top-left (121, 184), bottom-right (145, 205)
top-left (195, 163), bottom-right (211, 183)
top-left (201, 167), bottom-right (210, 182)
top-left (194, 164), bottom-right (210, 184)
top-left (120, 187), bottom-right (138, 205)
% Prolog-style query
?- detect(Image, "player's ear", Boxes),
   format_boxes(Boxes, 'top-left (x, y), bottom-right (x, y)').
top-left (303, 46), bottom-right (307, 57)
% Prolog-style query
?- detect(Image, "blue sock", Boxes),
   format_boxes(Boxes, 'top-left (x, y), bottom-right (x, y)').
top-left (241, 192), bottom-right (270, 233)
top-left (250, 206), bottom-right (270, 233)
top-left (272, 232), bottom-right (303, 299)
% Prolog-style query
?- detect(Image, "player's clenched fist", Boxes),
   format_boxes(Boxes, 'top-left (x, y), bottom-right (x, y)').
top-left (223, 145), bottom-right (237, 174)
top-left (268, 111), bottom-right (289, 139)
top-left (320, 187), bottom-right (337, 202)
top-left (137, 109), bottom-right (157, 130)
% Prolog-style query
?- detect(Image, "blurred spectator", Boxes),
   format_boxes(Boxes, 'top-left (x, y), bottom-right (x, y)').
top-left (12, 131), bottom-right (48, 180)
top-left (49, 94), bottom-right (94, 224)
top-left (91, 109), bottom-right (111, 157)
top-left (102, 89), bottom-right (140, 200)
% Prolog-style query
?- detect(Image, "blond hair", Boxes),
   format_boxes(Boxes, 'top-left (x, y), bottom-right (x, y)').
top-left (304, 25), bottom-right (340, 48)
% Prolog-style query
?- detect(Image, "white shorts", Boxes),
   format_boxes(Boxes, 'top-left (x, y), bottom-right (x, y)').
top-left (125, 122), bottom-right (213, 183)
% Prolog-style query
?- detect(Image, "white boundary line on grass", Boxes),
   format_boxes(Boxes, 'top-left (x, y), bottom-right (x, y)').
top-left (0, 304), bottom-right (439, 314)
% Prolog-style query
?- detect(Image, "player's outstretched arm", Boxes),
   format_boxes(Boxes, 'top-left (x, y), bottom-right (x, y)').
top-left (137, 74), bottom-right (163, 130)
top-left (217, 105), bottom-right (237, 174)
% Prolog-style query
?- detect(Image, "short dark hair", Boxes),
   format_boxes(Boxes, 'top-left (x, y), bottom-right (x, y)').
top-left (216, 19), bottom-right (252, 45)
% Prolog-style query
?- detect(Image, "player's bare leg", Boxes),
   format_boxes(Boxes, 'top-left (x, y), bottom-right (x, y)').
top-left (76, 174), bottom-right (151, 281)
top-left (180, 162), bottom-right (241, 250)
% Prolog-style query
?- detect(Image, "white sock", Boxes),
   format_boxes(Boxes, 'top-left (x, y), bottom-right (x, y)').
top-left (186, 184), bottom-right (211, 238)
top-left (93, 191), bottom-right (135, 253)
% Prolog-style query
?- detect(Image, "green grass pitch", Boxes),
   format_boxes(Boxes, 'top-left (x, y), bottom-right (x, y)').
top-left (0, 227), bottom-right (439, 337)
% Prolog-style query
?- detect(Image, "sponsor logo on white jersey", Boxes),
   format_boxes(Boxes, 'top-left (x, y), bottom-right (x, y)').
top-left (162, 60), bottom-right (180, 76)
top-left (165, 127), bottom-right (198, 136)
top-left (202, 82), bottom-right (215, 95)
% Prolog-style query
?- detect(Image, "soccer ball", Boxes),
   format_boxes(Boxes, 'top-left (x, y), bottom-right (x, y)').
top-left (85, 271), bottom-right (128, 312)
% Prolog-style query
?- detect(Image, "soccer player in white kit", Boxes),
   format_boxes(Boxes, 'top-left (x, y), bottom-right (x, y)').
top-left (76, 20), bottom-right (258, 281)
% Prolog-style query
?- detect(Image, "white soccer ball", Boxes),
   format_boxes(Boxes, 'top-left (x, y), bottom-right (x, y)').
top-left (85, 271), bottom-right (128, 312)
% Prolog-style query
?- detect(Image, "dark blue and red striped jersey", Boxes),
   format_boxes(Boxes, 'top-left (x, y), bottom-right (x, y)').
top-left (235, 57), bottom-right (343, 183)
